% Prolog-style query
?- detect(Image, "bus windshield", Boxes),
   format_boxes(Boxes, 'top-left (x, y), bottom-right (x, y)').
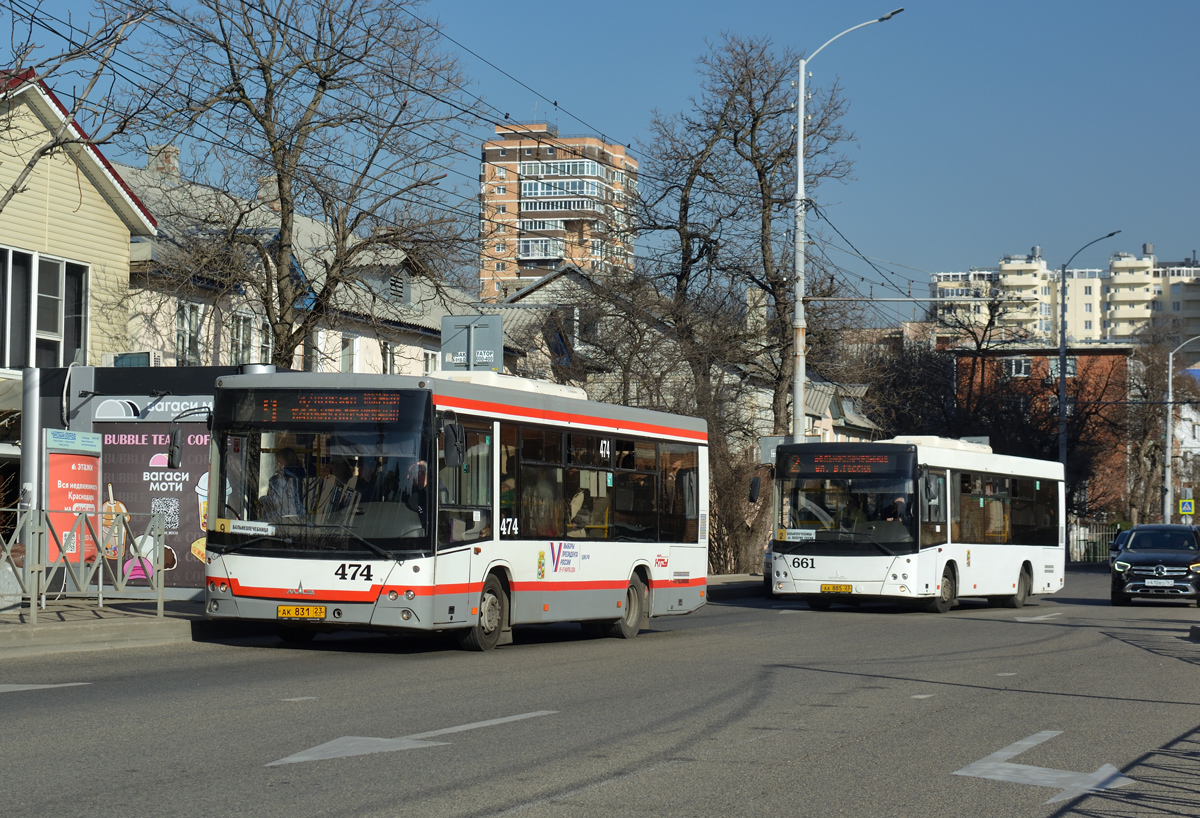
top-left (775, 475), bottom-right (916, 553)
top-left (208, 389), bottom-right (434, 558)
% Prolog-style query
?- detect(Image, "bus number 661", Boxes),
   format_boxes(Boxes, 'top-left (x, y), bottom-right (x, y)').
top-left (791, 557), bottom-right (816, 569)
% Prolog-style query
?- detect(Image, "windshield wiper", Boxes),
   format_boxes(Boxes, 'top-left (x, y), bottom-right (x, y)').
top-left (330, 525), bottom-right (398, 562)
top-left (208, 536), bottom-right (273, 557)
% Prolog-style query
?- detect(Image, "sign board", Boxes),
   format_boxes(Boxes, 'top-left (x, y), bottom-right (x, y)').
top-left (759, 436), bottom-right (787, 465)
top-left (1180, 499), bottom-right (1194, 516)
top-left (440, 315), bottom-right (503, 372)
top-left (44, 430), bottom-right (102, 562)
top-left (97, 422), bottom-right (211, 587)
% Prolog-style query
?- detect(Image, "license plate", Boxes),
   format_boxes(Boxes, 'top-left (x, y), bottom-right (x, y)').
top-left (1144, 579), bottom-right (1174, 587)
top-left (820, 584), bottom-right (853, 594)
top-left (277, 605), bottom-right (326, 620)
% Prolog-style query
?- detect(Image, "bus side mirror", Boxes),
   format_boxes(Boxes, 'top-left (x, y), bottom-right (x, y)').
top-left (444, 422), bottom-right (466, 468)
top-left (749, 476), bottom-right (761, 504)
top-left (167, 427), bottom-right (183, 469)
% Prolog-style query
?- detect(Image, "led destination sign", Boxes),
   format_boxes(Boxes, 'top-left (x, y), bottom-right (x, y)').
top-left (783, 453), bottom-right (897, 476)
top-left (242, 390), bottom-right (410, 424)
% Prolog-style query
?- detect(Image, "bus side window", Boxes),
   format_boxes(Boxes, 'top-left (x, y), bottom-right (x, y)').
top-left (437, 423), bottom-right (493, 549)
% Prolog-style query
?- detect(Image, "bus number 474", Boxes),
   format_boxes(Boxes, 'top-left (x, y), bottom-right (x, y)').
top-left (791, 557), bottom-right (816, 570)
top-left (334, 563), bottom-right (374, 581)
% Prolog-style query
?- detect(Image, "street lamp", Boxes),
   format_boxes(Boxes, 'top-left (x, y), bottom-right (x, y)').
top-left (1056, 231), bottom-right (1120, 471)
top-left (792, 8), bottom-right (903, 443)
top-left (1163, 335), bottom-right (1200, 523)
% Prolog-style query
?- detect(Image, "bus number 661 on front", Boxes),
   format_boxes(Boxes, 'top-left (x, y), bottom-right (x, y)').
top-left (791, 557), bottom-right (816, 569)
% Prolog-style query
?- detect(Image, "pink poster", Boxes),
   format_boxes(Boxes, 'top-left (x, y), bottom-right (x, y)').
top-left (47, 451), bottom-right (101, 563)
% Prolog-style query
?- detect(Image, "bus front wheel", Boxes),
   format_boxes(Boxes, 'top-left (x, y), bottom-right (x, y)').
top-left (926, 569), bottom-right (956, 614)
top-left (603, 574), bottom-right (647, 639)
top-left (458, 574), bottom-right (508, 651)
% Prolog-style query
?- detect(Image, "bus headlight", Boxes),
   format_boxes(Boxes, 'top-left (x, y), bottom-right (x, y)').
top-left (388, 590), bottom-right (398, 601)
top-left (405, 590), bottom-right (416, 600)
top-left (218, 582), bottom-right (228, 593)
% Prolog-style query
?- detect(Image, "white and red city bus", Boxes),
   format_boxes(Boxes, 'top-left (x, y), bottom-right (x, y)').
top-left (201, 370), bottom-right (708, 649)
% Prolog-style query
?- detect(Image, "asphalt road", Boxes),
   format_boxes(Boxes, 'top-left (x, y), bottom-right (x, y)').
top-left (2, 570), bottom-right (1197, 818)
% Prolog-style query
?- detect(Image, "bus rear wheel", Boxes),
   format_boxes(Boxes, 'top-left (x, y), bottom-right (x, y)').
top-left (926, 569), bottom-right (956, 614)
top-left (458, 575), bottom-right (508, 651)
top-left (603, 574), bottom-right (647, 639)
top-left (1002, 569), bottom-right (1032, 609)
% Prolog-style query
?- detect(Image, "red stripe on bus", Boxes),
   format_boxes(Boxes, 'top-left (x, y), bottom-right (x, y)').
top-left (225, 577), bottom-right (381, 602)
top-left (432, 395), bottom-right (708, 442)
top-left (223, 576), bottom-right (707, 601)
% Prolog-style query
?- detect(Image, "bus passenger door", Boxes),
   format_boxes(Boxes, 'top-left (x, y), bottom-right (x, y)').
top-left (918, 468), bottom-right (947, 597)
top-left (433, 420), bottom-right (493, 625)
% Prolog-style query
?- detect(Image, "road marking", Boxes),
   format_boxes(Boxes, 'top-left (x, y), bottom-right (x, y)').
top-left (1016, 612), bottom-right (1063, 622)
top-left (778, 610), bottom-right (801, 615)
top-left (996, 673), bottom-right (1017, 677)
top-left (911, 694), bottom-right (935, 699)
top-left (282, 697), bottom-right (318, 702)
top-left (267, 710), bottom-right (557, 766)
top-left (953, 731), bottom-right (1134, 804)
top-left (0, 683), bottom-right (90, 695)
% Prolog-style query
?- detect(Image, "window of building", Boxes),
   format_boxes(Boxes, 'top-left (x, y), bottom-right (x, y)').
top-left (495, 243), bottom-right (506, 252)
top-left (499, 148), bottom-right (507, 157)
top-left (1084, 320), bottom-right (1093, 330)
top-left (1041, 286), bottom-right (1050, 296)
top-left (259, 320), bottom-right (274, 364)
top-left (340, 334), bottom-right (357, 373)
top-left (524, 148), bottom-right (532, 156)
top-left (1084, 286), bottom-right (1092, 295)
top-left (175, 301), bottom-right (204, 366)
top-left (1048, 358), bottom-right (1077, 378)
top-left (496, 166), bottom-right (506, 178)
top-left (422, 350), bottom-right (438, 376)
top-left (0, 251), bottom-right (88, 368)
top-left (230, 313), bottom-right (255, 365)
top-left (1003, 357), bottom-right (1031, 378)
top-left (1152, 302), bottom-right (1162, 311)
top-left (496, 224), bottom-right (506, 233)
top-left (1084, 303), bottom-right (1093, 313)
top-left (591, 239), bottom-right (603, 256)
top-left (495, 262), bottom-right (506, 271)
top-left (1174, 302), bottom-right (1181, 311)
top-left (495, 185), bottom-right (506, 195)
top-left (497, 205), bottom-right (506, 214)
top-left (546, 147), bottom-right (555, 156)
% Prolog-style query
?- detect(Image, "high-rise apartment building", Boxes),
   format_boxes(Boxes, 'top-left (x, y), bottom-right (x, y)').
top-left (932, 244), bottom-right (1200, 343)
top-left (478, 122), bottom-right (637, 299)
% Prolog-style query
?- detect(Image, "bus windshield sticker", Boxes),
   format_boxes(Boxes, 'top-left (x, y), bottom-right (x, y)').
top-left (785, 529), bottom-right (816, 541)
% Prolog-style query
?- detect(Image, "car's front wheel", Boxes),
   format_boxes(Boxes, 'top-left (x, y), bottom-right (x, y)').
top-left (1110, 587), bottom-right (1130, 606)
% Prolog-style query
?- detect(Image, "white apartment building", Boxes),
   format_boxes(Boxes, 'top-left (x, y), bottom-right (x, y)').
top-left (932, 243), bottom-right (1200, 343)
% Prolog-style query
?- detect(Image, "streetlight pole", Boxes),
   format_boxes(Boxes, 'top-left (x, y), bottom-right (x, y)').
top-left (1057, 231), bottom-right (1120, 468)
top-left (1164, 335), bottom-right (1200, 523)
top-left (792, 8), bottom-right (903, 443)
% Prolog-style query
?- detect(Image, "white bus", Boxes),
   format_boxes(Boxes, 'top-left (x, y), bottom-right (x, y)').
top-left (199, 371), bottom-right (708, 649)
top-left (766, 436), bottom-right (1064, 612)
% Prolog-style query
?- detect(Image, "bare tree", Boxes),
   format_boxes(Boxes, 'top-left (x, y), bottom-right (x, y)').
top-left (119, 0), bottom-right (478, 367)
top-left (0, 0), bottom-right (152, 215)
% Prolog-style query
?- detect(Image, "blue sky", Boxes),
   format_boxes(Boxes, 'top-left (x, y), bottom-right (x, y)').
top-left (434, 0), bottom-right (1199, 318)
top-left (37, 1), bottom-right (1200, 320)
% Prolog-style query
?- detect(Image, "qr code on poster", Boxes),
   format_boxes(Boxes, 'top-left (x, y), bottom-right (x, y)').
top-left (151, 497), bottom-right (180, 531)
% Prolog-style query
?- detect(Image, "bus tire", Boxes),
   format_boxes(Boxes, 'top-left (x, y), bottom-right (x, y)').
top-left (603, 574), bottom-right (647, 639)
top-left (277, 625), bottom-right (315, 644)
top-left (926, 568), bottom-right (956, 614)
top-left (458, 574), bottom-right (508, 651)
top-left (806, 597), bottom-right (832, 611)
top-left (1002, 568), bottom-right (1032, 609)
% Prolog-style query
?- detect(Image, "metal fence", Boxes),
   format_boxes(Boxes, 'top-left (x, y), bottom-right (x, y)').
top-left (1069, 518), bottom-right (1121, 563)
top-left (0, 507), bottom-right (166, 624)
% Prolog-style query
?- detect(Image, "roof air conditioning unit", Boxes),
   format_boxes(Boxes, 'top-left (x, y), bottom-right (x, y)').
top-left (102, 350), bottom-right (164, 367)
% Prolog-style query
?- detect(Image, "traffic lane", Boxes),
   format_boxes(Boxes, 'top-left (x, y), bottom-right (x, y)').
top-left (1, 576), bottom-right (1196, 818)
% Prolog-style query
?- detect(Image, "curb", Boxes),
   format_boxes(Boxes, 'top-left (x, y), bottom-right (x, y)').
top-left (0, 618), bottom-right (195, 660)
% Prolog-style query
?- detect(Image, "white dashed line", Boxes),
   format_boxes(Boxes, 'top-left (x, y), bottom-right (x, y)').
top-left (282, 697), bottom-right (318, 702)
top-left (0, 683), bottom-right (90, 695)
top-left (911, 694), bottom-right (935, 699)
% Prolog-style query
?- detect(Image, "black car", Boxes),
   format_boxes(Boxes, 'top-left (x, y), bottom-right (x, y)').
top-left (1108, 529), bottom-right (1130, 566)
top-left (1110, 524), bottom-right (1200, 606)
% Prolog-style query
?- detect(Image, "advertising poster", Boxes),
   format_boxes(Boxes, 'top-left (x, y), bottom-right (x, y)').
top-left (97, 422), bottom-right (211, 588)
top-left (46, 451), bottom-right (100, 563)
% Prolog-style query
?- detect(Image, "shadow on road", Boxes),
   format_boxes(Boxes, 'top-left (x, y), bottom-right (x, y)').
top-left (1052, 722), bottom-right (1200, 817)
